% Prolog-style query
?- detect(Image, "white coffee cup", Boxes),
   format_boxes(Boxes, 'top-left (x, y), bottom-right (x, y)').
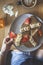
top-left (17, 0), bottom-right (37, 8)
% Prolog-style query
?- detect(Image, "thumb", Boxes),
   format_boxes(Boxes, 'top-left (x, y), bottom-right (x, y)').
top-left (6, 38), bottom-right (13, 45)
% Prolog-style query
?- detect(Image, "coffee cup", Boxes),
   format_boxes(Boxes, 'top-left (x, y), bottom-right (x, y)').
top-left (17, 0), bottom-right (37, 8)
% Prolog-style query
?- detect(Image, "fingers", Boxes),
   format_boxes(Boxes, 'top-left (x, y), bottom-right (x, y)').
top-left (6, 38), bottom-right (13, 44)
top-left (3, 35), bottom-right (13, 45)
top-left (1, 35), bottom-right (14, 53)
top-left (3, 35), bottom-right (9, 43)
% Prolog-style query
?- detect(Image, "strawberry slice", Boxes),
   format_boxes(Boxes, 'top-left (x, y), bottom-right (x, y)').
top-left (24, 18), bottom-right (31, 25)
top-left (21, 35), bottom-right (29, 43)
top-left (38, 30), bottom-right (42, 37)
top-left (9, 32), bottom-right (17, 38)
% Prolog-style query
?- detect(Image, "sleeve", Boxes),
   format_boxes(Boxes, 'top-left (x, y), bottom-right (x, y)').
top-left (10, 51), bottom-right (30, 65)
top-left (6, 50), bottom-right (43, 65)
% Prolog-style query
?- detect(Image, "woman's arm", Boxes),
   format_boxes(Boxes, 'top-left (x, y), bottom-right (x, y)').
top-left (0, 36), bottom-right (13, 65)
top-left (0, 51), bottom-right (8, 65)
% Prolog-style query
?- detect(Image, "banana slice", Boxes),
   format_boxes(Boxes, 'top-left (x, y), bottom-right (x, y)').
top-left (20, 25), bottom-right (30, 32)
top-left (29, 36), bottom-right (36, 47)
top-left (14, 34), bottom-right (22, 46)
top-left (31, 29), bottom-right (38, 36)
top-left (30, 23), bottom-right (41, 29)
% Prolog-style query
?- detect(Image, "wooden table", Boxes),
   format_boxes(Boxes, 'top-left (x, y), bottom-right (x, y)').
top-left (0, 0), bottom-right (43, 50)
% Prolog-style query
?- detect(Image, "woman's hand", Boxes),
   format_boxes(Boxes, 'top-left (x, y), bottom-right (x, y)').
top-left (0, 35), bottom-right (13, 65)
top-left (1, 35), bottom-right (13, 54)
